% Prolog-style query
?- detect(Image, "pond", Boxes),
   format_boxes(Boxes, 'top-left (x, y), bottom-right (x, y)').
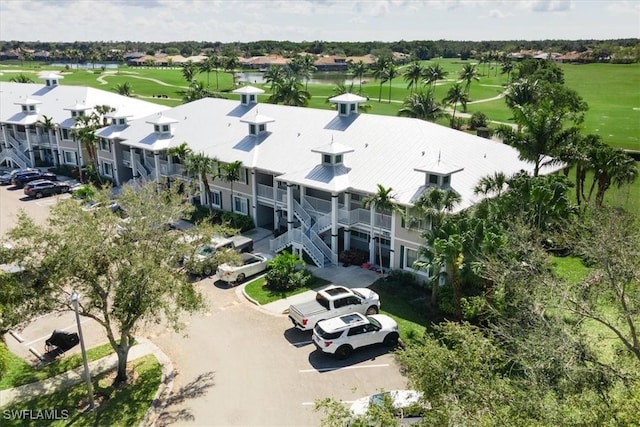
top-left (236, 71), bottom-right (363, 86)
top-left (50, 62), bottom-right (119, 69)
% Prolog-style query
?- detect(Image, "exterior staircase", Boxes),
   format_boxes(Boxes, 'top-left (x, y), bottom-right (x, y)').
top-left (269, 199), bottom-right (338, 268)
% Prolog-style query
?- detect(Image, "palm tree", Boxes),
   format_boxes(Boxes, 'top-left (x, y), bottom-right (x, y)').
top-left (588, 145), bottom-right (638, 208)
top-left (219, 160), bottom-right (243, 211)
top-left (459, 63), bottom-right (480, 96)
top-left (183, 152), bottom-right (217, 210)
top-left (223, 56), bottom-right (240, 86)
top-left (495, 100), bottom-right (577, 177)
top-left (264, 65), bottom-right (287, 89)
top-left (422, 63), bottom-right (448, 99)
top-left (71, 114), bottom-right (101, 183)
top-left (9, 74), bottom-right (35, 83)
top-left (348, 60), bottom-right (368, 94)
top-left (473, 171), bottom-right (508, 197)
top-left (398, 90), bottom-right (444, 122)
top-left (167, 142), bottom-right (193, 193)
top-left (297, 54), bottom-right (317, 90)
top-left (199, 56), bottom-right (217, 89)
top-left (181, 61), bottom-right (198, 83)
top-left (412, 187), bottom-right (461, 308)
top-left (371, 56), bottom-right (391, 102)
top-left (362, 184), bottom-right (400, 273)
top-left (385, 62), bottom-right (398, 104)
top-left (500, 58), bottom-right (514, 82)
top-left (505, 78), bottom-right (540, 110)
top-left (113, 82), bottom-right (132, 96)
top-left (36, 115), bottom-right (57, 166)
top-left (403, 61), bottom-right (424, 93)
top-left (94, 104), bottom-right (115, 126)
top-left (180, 80), bottom-right (211, 102)
top-left (268, 76), bottom-right (311, 106)
top-left (443, 83), bottom-right (468, 126)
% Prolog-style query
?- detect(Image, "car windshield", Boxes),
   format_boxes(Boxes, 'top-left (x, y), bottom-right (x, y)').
top-left (352, 289), bottom-right (366, 299)
top-left (366, 316), bottom-right (382, 329)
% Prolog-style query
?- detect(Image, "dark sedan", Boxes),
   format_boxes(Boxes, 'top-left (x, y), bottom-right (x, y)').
top-left (23, 180), bottom-right (70, 198)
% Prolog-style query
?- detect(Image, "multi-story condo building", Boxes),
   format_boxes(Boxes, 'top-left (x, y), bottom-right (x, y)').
top-left (0, 76), bottom-right (558, 275)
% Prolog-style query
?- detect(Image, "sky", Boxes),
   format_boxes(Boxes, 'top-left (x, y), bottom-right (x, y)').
top-left (0, 0), bottom-right (638, 43)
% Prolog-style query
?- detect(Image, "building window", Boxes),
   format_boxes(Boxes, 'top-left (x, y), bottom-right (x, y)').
top-left (249, 124), bottom-right (256, 135)
top-left (29, 105), bottom-right (36, 112)
top-left (211, 190), bottom-right (222, 209)
top-left (323, 154), bottom-right (331, 164)
top-left (100, 139), bottom-right (110, 152)
top-left (162, 124), bottom-right (169, 132)
top-left (71, 111), bottom-right (77, 118)
top-left (233, 196), bottom-right (249, 215)
top-left (154, 125), bottom-right (160, 132)
top-left (241, 94), bottom-right (248, 104)
top-left (21, 106), bottom-right (27, 112)
top-left (442, 175), bottom-right (450, 186)
top-left (350, 104), bottom-right (356, 112)
top-left (61, 128), bottom-right (69, 140)
top-left (404, 247), bottom-right (430, 274)
top-left (335, 154), bottom-right (343, 164)
top-left (249, 94), bottom-right (256, 103)
top-left (238, 168), bottom-right (249, 185)
top-left (429, 174), bottom-right (439, 185)
top-left (101, 161), bottom-right (113, 177)
top-left (258, 124), bottom-right (266, 133)
top-left (63, 150), bottom-right (77, 165)
top-left (78, 111), bottom-right (85, 117)
top-left (118, 118), bottom-right (126, 125)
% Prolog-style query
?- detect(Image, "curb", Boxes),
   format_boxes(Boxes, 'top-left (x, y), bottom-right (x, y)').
top-left (138, 337), bottom-right (175, 427)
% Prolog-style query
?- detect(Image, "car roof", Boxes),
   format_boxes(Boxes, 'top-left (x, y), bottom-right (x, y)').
top-left (27, 179), bottom-right (54, 186)
top-left (317, 312), bottom-right (368, 332)
top-left (320, 286), bottom-right (350, 297)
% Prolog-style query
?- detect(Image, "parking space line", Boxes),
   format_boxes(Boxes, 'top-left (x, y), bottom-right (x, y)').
top-left (289, 340), bottom-right (313, 347)
top-left (299, 363), bottom-right (390, 373)
top-left (23, 319), bottom-right (89, 346)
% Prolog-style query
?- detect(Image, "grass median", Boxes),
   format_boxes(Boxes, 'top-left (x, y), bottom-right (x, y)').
top-left (0, 354), bottom-right (161, 426)
top-left (244, 275), bottom-right (331, 305)
top-left (0, 342), bottom-right (115, 391)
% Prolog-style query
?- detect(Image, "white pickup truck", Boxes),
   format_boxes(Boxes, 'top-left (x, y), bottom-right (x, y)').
top-left (288, 285), bottom-right (381, 331)
top-left (217, 252), bottom-right (273, 284)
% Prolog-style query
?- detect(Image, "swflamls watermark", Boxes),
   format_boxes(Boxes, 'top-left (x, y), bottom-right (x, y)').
top-left (2, 409), bottom-right (70, 420)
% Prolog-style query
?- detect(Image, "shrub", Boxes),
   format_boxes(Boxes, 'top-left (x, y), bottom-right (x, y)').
top-left (220, 211), bottom-right (254, 232)
top-left (265, 252), bottom-right (310, 292)
top-left (469, 111), bottom-right (488, 130)
top-left (450, 117), bottom-right (466, 130)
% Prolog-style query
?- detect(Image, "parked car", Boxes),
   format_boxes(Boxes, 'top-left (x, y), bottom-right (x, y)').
top-left (23, 180), bottom-right (70, 198)
top-left (0, 168), bottom-right (38, 185)
top-left (12, 170), bottom-right (57, 188)
top-left (289, 285), bottom-right (380, 331)
top-left (312, 312), bottom-right (399, 359)
top-left (217, 252), bottom-right (273, 284)
top-left (350, 389), bottom-right (428, 422)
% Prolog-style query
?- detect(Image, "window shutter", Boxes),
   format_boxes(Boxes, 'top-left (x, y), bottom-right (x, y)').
top-left (399, 245), bottom-right (404, 268)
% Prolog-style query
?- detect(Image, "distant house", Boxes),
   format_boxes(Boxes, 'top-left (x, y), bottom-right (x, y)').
top-left (554, 51), bottom-right (590, 64)
top-left (240, 55), bottom-right (290, 70)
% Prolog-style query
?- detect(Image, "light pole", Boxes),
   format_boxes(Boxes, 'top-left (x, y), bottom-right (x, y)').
top-left (70, 292), bottom-right (95, 410)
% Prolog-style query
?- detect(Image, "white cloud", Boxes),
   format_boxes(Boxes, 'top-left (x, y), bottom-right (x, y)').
top-left (521, 0), bottom-right (573, 12)
top-left (488, 8), bottom-right (506, 18)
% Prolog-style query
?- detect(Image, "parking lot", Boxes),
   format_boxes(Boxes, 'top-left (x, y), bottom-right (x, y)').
top-left (0, 173), bottom-right (410, 426)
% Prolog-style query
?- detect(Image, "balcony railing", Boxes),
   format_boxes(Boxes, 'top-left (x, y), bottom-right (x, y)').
top-left (122, 150), bottom-right (132, 167)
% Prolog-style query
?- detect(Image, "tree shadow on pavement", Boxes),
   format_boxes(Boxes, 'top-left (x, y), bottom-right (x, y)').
top-left (156, 371), bottom-right (215, 424)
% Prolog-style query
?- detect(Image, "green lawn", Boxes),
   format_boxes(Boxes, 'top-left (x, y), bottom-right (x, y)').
top-left (0, 354), bottom-right (161, 426)
top-left (1, 59), bottom-right (637, 149)
top-left (244, 275), bottom-right (331, 305)
top-left (550, 255), bottom-right (591, 285)
top-left (0, 342), bottom-right (115, 391)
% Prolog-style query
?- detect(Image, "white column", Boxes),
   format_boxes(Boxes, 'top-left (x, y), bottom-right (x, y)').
top-left (131, 148), bottom-right (137, 179)
top-left (112, 140), bottom-right (120, 186)
top-left (369, 205), bottom-right (376, 264)
top-left (389, 211), bottom-right (396, 269)
top-left (25, 127), bottom-right (35, 167)
top-left (273, 180), bottom-right (278, 229)
top-left (154, 151), bottom-right (161, 183)
top-left (53, 127), bottom-right (61, 166)
top-left (299, 184), bottom-right (305, 209)
top-left (287, 183), bottom-right (294, 233)
top-left (251, 170), bottom-right (258, 224)
top-left (331, 193), bottom-right (338, 256)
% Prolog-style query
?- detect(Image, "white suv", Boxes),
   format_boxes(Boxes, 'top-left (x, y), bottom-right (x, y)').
top-left (312, 312), bottom-right (399, 359)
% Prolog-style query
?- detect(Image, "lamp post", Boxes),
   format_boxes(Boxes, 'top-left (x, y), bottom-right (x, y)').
top-left (70, 292), bottom-right (95, 410)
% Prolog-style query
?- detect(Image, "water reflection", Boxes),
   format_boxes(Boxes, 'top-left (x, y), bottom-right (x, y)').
top-left (237, 71), bottom-right (359, 86)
